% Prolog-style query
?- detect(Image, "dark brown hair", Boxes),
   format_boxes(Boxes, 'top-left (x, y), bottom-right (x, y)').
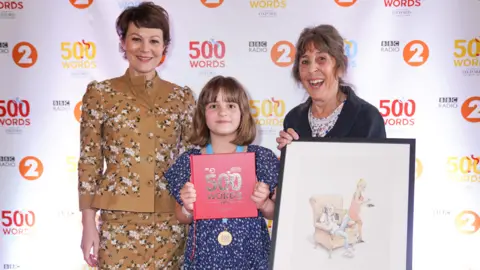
top-left (115, 2), bottom-right (171, 58)
top-left (189, 76), bottom-right (256, 147)
top-left (292, 24), bottom-right (348, 84)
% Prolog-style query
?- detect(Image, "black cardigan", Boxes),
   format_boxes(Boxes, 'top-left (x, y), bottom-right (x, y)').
top-left (283, 86), bottom-right (387, 139)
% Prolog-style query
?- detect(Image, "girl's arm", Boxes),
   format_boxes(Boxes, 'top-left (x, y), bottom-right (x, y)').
top-left (175, 203), bottom-right (193, 224)
top-left (259, 198), bottom-right (275, 220)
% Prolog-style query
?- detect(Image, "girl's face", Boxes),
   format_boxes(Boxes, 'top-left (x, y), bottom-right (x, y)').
top-left (205, 90), bottom-right (241, 138)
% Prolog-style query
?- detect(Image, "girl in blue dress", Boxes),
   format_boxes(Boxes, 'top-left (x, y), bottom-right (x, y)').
top-left (165, 75), bottom-right (280, 269)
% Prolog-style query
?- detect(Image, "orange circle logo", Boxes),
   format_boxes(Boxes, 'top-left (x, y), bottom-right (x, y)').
top-left (403, 40), bottom-right (429, 67)
top-left (19, 156), bottom-right (44, 181)
top-left (70, 0), bottom-right (93, 9)
top-left (271, 41), bottom-right (296, 67)
top-left (455, 211), bottom-right (480, 234)
top-left (335, 0), bottom-right (357, 7)
top-left (74, 101), bottom-right (82, 122)
top-left (201, 0), bottom-right (224, 8)
top-left (461, 96), bottom-right (480, 123)
top-left (12, 42), bottom-right (38, 68)
top-left (157, 54), bottom-right (166, 66)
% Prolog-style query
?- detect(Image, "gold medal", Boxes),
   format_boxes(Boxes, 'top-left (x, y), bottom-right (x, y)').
top-left (217, 230), bottom-right (233, 246)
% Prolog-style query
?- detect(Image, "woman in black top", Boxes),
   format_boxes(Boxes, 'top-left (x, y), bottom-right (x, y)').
top-left (276, 24), bottom-right (386, 149)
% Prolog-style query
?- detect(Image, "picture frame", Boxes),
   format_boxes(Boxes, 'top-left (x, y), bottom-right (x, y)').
top-left (269, 137), bottom-right (415, 270)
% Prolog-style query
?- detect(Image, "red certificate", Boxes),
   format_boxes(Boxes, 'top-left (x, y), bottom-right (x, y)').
top-left (190, 152), bottom-right (258, 220)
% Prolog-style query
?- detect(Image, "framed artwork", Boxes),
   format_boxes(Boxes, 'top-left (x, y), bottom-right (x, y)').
top-left (269, 138), bottom-right (415, 270)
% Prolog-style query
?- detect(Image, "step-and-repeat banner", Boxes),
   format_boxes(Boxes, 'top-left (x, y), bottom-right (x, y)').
top-left (0, 0), bottom-right (479, 269)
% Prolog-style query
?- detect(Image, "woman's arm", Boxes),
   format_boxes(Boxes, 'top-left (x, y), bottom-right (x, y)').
top-left (78, 81), bottom-right (105, 213)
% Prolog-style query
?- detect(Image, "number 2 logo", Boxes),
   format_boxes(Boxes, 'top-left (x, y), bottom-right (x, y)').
top-left (19, 156), bottom-right (44, 181)
top-left (12, 42), bottom-right (38, 68)
top-left (455, 211), bottom-right (480, 234)
top-left (335, 0), bottom-right (357, 7)
top-left (201, 0), bottom-right (223, 8)
top-left (403, 40), bottom-right (429, 67)
top-left (461, 96), bottom-right (480, 123)
top-left (271, 41), bottom-right (295, 67)
top-left (74, 101), bottom-right (83, 122)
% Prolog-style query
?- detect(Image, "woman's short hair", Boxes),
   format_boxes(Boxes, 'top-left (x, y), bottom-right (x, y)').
top-left (190, 76), bottom-right (256, 147)
top-left (292, 24), bottom-right (348, 84)
top-left (115, 2), bottom-right (171, 58)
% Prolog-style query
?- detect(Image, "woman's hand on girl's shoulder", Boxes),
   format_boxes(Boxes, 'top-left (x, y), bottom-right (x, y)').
top-left (276, 128), bottom-right (299, 150)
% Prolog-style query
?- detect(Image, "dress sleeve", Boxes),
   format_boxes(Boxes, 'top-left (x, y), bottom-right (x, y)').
top-left (78, 81), bottom-right (105, 211)
top-left (255, 147), bottom-right (280, 193)
top-left (178, 86), bottom-right (197, 154)
top-left (165, 151), bottom-right (192, 206)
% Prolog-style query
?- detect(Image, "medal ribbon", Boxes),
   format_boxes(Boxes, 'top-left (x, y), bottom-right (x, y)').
top-left (190, 144), bottom-right (244, 261)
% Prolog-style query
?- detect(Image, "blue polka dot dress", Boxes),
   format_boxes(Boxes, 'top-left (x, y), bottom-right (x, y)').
top-left (165, 144), bottom-right (280, 270)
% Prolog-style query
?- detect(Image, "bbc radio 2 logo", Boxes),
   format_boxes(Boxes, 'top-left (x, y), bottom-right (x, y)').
top-left (11, 42), bottom-right (37, 68)
top-left (0, 156), bottom-right (15, 167)
top-left (335, 0), bottom-right (357, 7)
top-left (189, 39), bottom-right (225, 68)
top-left (438, 97), bottom-right (458, 109)
top-left (0, 98), bottom-right (31, 127)
top-left (379, 99), bottom-right (416, 126)
top-left (270, 41), bottom-right (295, 67)
top-left (3, 264), bottom-right (20, 270)
top-left (249, 98), bottom-right (286, 126)
top-left (381, 41), bottom-right (400, 53)
top-left (1, 210), bottom-right (35, 235)
top-left (453, 37), bottom-right (479, 76)
top-left (61, 40), bottom-right (97, 69)
top-left (344, 39), bottom-right (357, 68)
top-left (446, 155), bottom-right (479, 183)
top-left (455, 210), bottom-right (480, 235)
top-left (0, 42), bottom-right (8, 54)
top-left (403, 40), bottom-right (429, 67)
top-left (74, 101), bottom-right (82, 122)
top-left (69, 0), bottom-right (94, 9)
top-left (461, 96), bottom-right (480, 123)
top-left (19, 156), bottom-right (44, 181)
top-left (201, 0), bottom-right (224, 8)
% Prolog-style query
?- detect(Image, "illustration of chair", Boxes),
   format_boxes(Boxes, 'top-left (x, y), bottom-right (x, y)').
top-left (309, 195), bottom-right (359, 258)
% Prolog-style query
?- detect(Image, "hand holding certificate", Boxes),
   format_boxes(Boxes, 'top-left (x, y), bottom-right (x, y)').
top-left (190, 151), bottom-right (258, 220)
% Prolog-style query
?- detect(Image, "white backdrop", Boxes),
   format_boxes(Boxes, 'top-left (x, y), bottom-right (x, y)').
top-left (0, 0), bottom-right (479, 269)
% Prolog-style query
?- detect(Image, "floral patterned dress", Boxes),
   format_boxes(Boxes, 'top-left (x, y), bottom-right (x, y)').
top-left (165, 145), bottom-right (280, 269)
top-left (78, 69), bottom-right (195, 269)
